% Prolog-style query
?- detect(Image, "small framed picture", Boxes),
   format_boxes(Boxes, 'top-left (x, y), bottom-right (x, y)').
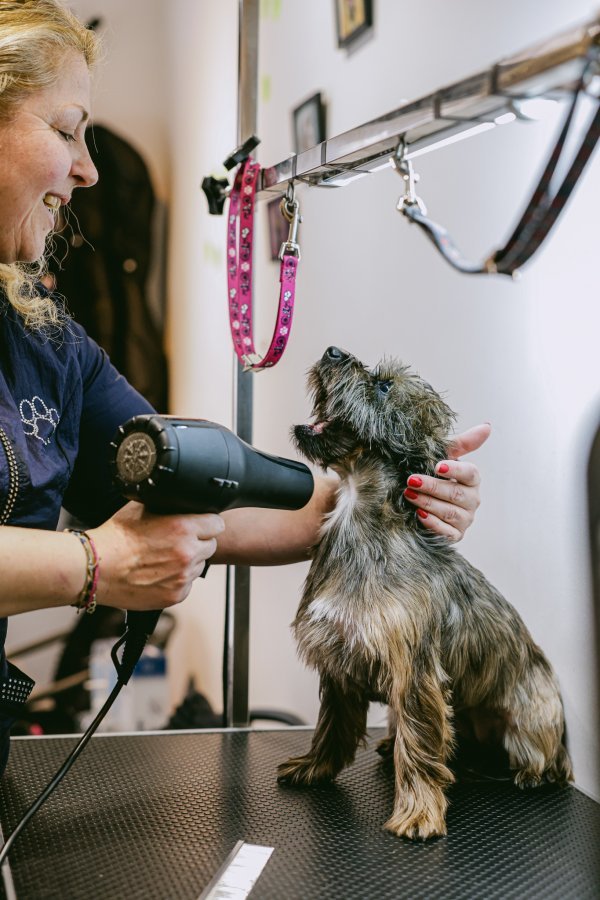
top-left (292, 92), bottom-right (326, 155)
top-left (267, 198), bottom-right (291, 261)
top-left (335, 0), bottom-right (373, 49)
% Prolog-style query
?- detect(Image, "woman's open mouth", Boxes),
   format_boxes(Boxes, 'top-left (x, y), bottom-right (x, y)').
top-left (43, 193), bottom-right (61, 212)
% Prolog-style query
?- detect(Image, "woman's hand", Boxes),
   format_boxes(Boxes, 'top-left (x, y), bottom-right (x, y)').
top-left (402, 423), bottom-right (491, 542)
top-left (89, 501), bottom-right (224, 610)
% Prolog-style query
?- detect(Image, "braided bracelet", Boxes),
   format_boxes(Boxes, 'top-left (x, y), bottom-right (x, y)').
top-left (66, 529), bottom-right (99, 615)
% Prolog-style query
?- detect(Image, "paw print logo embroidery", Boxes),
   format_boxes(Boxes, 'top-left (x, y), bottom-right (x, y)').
top-left (19, 396), bottom-right (60, 445)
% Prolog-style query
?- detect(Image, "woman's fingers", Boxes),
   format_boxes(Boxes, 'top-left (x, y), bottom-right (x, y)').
top-left (447, 423), bottom-right (491, 459)
top-left (404, 455), bottom-right (483, 542)
top-left (92, 505), bottom-right (225, 609)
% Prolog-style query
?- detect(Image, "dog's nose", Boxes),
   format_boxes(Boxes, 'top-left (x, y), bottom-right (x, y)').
top-left (324, 346), bottom-right (348, 362)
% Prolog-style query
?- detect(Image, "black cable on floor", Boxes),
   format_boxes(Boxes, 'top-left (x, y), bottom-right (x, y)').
top-left (0, 630), bottom-right (135, 866)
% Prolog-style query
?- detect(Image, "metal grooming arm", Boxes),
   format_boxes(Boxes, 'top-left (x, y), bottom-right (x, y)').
top-left (256, 14), bottom-right (600, 199)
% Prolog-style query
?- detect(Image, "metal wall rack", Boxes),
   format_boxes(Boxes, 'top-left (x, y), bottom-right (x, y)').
top-left (257, 13), bottom-right (600, 199)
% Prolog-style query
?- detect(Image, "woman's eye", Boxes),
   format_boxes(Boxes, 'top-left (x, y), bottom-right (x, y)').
top-left (57, 130), bottom-right (76, 143)
top-left (377, 380), bottom-right (393, 395)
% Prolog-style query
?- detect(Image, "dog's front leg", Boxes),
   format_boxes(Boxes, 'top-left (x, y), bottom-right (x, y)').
top-left (385, 667), bottom-right (455, 840)
top-left (277, 675), bottom-right (368, 786)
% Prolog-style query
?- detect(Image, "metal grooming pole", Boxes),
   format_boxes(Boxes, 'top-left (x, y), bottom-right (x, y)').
top-left (223, 0), bottom-right (259, 728)
top-left (221, 9), bottom-right (600, 725)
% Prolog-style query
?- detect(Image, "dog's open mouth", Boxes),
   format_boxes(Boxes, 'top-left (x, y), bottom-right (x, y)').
top-left (307, 419), bottom-right (329, 435)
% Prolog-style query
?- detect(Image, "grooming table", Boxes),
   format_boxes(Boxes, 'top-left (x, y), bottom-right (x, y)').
top-left (0, 729), bottom-right (598, 899)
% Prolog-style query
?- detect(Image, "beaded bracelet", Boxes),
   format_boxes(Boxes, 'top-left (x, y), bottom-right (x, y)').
top-left (66, 529), bottom-right (99, 615)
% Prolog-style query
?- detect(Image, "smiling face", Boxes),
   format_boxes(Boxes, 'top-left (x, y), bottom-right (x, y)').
top-left (0, 50), bottom-right (98, 264)
top-left (293, 348), bottom-right (456, 475)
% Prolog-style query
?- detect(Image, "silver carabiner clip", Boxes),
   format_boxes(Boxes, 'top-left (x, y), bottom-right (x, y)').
top-left (392, 140), bottom-right (427, 215)
top-left (279, 182), bottom-right (302, 259)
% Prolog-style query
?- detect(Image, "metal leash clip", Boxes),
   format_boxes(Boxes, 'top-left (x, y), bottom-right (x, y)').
top-left (278, 182), bottom-right (302, 259)
top-left (392, 139), bottom-right (427, 215)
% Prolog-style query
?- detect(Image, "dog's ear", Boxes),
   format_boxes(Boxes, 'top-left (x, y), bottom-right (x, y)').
top-left (380, 372), bottom-right (456, 477)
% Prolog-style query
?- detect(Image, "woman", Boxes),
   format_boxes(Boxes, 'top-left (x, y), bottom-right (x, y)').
top-left (0, 0), bottom-right (489, 772)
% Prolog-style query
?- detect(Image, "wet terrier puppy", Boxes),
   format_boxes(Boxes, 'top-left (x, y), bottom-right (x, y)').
top-left (277, 346), bottom-right (573, 840)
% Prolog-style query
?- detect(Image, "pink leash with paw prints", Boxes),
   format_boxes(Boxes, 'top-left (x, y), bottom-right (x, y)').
top-left (227, 157), bottom-right (301, 371)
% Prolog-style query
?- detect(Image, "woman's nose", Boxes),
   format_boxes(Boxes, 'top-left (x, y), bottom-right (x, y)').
top-left (72, 141), bottom-right (98, 188)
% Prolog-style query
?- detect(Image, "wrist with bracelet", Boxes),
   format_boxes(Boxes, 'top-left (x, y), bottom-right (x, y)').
top-left (66, 529), bottom-right (99, 615)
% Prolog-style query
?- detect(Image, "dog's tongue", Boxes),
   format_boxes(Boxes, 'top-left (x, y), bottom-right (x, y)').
top-left (309, 421), bottom-right (326, 434)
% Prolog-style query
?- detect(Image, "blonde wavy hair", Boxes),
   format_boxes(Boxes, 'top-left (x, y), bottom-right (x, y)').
top-left (0, 0), bottom-right (99, 329)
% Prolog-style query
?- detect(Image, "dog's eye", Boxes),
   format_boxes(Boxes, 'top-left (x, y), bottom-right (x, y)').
top-left (377, 380), bottom-right (393, 395)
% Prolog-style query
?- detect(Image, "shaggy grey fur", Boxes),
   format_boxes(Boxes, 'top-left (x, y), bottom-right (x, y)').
top-left (277, 347), bottom-right (572, 840)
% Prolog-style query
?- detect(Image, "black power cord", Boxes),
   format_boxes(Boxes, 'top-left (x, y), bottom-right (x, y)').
top-left (0, 622), bottom-right (151, 867)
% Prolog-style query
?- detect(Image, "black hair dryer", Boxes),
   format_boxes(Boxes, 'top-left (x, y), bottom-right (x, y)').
top-left (109, 415), bottom-right (314, 678)
top-left (110, 414), bottom-right (314, 514)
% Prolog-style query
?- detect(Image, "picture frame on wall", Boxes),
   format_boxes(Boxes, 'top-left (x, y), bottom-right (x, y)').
top-left (292, 92), bottom-right (327, 155)
top-left (335, 0), bottom-right (373, 49)
top-left (267, 198), bottom-right (291, 262)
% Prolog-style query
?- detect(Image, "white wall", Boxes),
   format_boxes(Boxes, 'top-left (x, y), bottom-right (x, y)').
top-left (68, 0), bottom-right (171, 198)
top-left (165, 0), bottom-right (600, 799)
top-left (7, 0), bottom-right (598, 800)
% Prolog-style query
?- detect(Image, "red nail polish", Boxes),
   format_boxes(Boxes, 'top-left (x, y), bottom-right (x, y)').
top-left (437, 463), bottom-right (449, 474)
top-left (404, 488), bottom-right (419, 500)
top-left (417, 509), bottom-right (428, 519)
top-left (407, 475), bottom-right (423, 488)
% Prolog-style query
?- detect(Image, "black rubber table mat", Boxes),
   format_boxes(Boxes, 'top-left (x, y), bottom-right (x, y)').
top-left (0, 729), bottom-right (598, 899)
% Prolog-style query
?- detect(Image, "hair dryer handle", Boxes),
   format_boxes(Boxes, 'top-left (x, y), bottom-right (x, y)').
top-left (118, 609), bottom-right (163, 684)
top-left (126, 609), bottom-right (162, 636)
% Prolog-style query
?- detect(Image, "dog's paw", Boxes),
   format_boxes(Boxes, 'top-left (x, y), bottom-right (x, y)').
top-left (513, 743), bottom-right (574, 789)
top-left (384, 809), bottom-right (447, 841)
top-left (277, 755), bottom-right (335, 787)
top-left (515, 761), bottom-right (573, 789)
top-left (385, 785), bottom-right (448, 840)
top-left (513, 769), bottom-right (543, 789)
top-left (544, 746), bottom-right (574, 786)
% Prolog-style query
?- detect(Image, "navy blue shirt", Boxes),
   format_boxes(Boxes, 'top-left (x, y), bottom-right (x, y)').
top-left (0, 296), bottom-right (153, 772)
